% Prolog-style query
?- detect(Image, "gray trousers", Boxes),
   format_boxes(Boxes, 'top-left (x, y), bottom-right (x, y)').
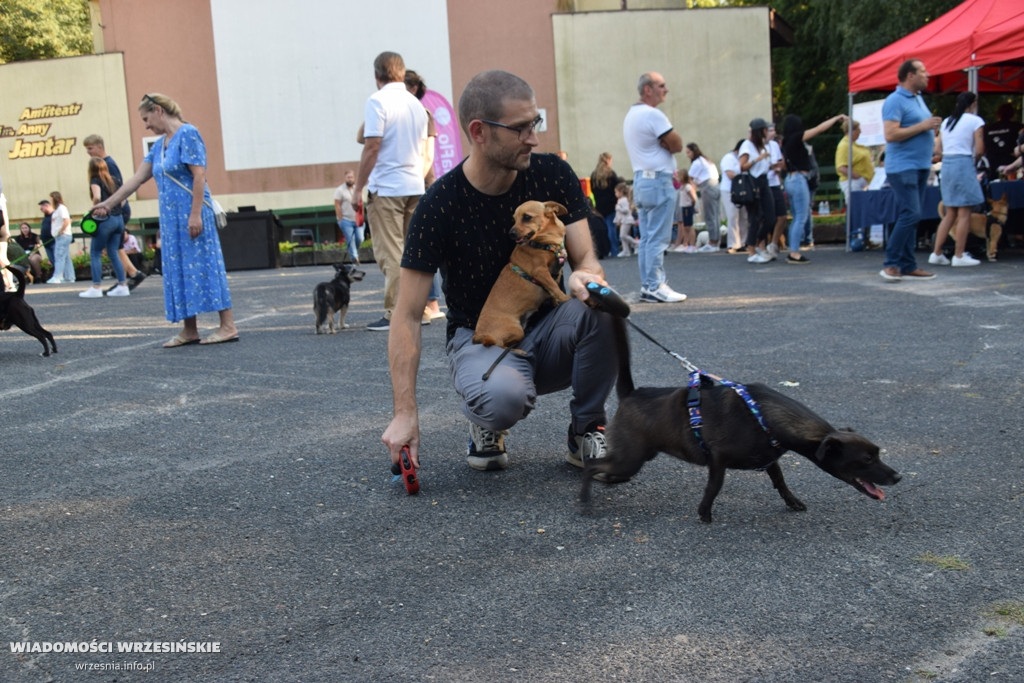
top-left (699, 181), bottom-right (722, 244)
top-left (446, 299), bottom-right (617, 435)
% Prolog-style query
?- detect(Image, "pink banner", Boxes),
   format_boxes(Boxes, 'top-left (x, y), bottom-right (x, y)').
top-left (420, 89), bottom-right (463, 181)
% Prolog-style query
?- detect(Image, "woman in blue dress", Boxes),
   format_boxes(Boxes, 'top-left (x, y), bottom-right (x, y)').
top-left (93, 93), bottom-right (237, 347)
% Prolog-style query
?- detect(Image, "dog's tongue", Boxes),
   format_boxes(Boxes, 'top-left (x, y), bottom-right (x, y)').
top-left (858, 478), bottom-right (885, 500)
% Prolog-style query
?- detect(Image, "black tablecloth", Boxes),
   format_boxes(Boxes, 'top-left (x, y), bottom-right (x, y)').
top-left (848, 180), bottom-right (1024, 229)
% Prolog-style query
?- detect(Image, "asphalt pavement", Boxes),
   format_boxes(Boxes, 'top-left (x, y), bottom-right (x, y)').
top-left (2, 243), bottom-right (1022, 682)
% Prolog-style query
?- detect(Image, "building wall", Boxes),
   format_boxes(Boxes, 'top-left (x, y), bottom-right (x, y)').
top-left (553, 7), bottom-right (774, 181)
top-left (2, 1), bottom-right (773, 224)
top-left (0, 53), bottom-right (132, 221)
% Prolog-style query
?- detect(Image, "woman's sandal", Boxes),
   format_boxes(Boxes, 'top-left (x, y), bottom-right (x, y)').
top-left (163, 334), bottom-right (201, 348)
top-left (200, 331), bottom-right (240, 345)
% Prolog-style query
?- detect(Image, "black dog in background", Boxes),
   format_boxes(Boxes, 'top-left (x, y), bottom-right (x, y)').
top-left (580, 318), bottom-right (900, 522)
top-left (1, 266), bottom-right (57, 357)
top-left (314, 263), bottom-right (365, 334)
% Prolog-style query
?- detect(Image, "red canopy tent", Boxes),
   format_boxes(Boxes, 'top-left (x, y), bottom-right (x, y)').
top-left (847, 0), bottom-right (1024, 93)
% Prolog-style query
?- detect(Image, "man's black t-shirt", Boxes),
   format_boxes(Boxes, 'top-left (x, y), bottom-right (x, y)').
top-left (402, 153), bottom-right (591, 340)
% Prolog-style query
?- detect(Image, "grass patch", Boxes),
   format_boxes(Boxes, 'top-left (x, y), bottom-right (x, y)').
top-left (915, 552), bottom-right (972, 571)
top-left (982, 626), bottom-right (1007, 638)
top-left (913, 670), bottom-right (938, 679)
top-left (988, 601), bottom-right (1024, 626)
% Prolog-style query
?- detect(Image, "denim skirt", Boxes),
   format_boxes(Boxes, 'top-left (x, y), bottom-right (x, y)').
top-left (939, 154), bottom-right (984, 207)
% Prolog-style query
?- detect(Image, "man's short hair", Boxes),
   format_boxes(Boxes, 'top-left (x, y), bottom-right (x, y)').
top-left (83, 134), bottom-right (104, 147)
top-left (38, 199), bottom-right (51, 206)
top-left (898, 59), bottom-right (921, 83)
top-left (637, 73), bottom-right (656, 97)
top-left (374, 52), bottom-right (405, 84)
top-left (458, 70), bottom-right (534, 137)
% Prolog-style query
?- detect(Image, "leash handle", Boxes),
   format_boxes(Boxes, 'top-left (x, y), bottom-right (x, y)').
top-left (390, 446), bottom-right (420, 495)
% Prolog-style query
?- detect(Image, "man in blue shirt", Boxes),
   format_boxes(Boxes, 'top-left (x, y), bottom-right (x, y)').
top-left (879, 59), bottom-right (942, 281)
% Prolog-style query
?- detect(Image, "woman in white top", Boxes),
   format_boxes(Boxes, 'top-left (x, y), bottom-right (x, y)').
top-left (47, 190), bottom-right (76, 284)
top-left (685, 142), bottom-right (721, 251)
top-left (738, 118), bottom-right (774, 262)
top-left (930, 92), bottom-right (985, 267)
top-left (719, 140), bottom-right (747, 252)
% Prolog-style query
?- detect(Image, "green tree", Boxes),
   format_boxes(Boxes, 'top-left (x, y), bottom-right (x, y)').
top-left (0, 0), bottom-right (93, 64)
top-left (767, 0), bottom-right (963, 123)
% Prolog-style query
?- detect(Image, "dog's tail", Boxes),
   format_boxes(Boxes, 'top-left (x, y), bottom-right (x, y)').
top-left (612, 316), bottom-right (634, 399)
top-left (5, 266), bottom-right (27, 297)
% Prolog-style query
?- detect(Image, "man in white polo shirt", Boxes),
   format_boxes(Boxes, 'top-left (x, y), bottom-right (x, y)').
top-left (623, 72), bottom-right (686, 303)
top-left (354, 51), bottom-right (429, 330)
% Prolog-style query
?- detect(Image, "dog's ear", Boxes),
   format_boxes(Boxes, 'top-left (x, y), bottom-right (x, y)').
top-left (544, 201), bottom-right (568, 217)
top-left (812, 435), bottom-right (842, 463)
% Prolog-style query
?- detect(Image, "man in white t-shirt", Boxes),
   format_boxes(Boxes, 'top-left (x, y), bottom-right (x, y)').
top-left (353, 51), bottom-right (429, 331)
top-left (622, 72), bottom-right (686, 303)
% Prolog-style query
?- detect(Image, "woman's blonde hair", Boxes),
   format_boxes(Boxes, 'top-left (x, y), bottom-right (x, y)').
top-left (139, 92), bottom-right (183, 119)
top-left (49, 190), bottom-right (64, 207)
top-left (592, 152), bottom-right (614, 189)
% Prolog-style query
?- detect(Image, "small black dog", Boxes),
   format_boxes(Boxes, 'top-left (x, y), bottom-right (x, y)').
top-left (314, 263), bottom-right (365, 334)
top-left (1, 266), bottom-right (57, 357)
top-left (580, 320), bottom-right (900, 522)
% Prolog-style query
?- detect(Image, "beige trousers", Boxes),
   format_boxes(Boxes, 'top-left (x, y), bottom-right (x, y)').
top-left (367, 192), bottom-right (421, 317)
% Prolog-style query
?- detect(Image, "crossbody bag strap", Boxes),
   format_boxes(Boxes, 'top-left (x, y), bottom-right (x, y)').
top-left (160, 140), bottom-right (215, 212)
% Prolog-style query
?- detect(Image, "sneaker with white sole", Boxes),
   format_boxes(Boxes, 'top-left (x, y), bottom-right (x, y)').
top-left (78, 287), bottom-right (103, 298)
top-left (107, 284), bottom-right (130, 297)
top-left (951, 253), bottom-right (980, 267)
top-left (366, 317), bottom-right (390, 331)
top-left (567, 424), bottom-right (631, 482)
top-left (566, 424), bottom-right (608, 468)
top-left (697, 244), bottom-right (719, 253)
top-left (928, 252), bottom-right (951, 266)
top-left (766, 243), bottom-right (779, 260)
top-left (467, 423), bottom-right (509, 471)
top-left (645, 282), bottom-right (686, 303)
top-left (747, 252), bottom-right (771, 264)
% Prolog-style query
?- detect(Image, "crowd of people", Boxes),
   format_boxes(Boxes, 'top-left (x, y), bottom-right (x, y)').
top-left (4, 52), bottom-right (1022, 484)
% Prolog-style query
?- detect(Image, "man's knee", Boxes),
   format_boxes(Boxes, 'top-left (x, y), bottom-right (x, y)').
top-left (462, 366), bottom-right (535, 431)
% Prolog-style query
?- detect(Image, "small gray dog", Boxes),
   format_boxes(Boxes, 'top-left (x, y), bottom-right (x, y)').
top-left (313, 263), bottom-right (364, 334)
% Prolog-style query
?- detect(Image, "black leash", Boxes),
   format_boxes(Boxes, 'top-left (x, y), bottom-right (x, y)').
top-left (625, 318), bottom-right (700, 373)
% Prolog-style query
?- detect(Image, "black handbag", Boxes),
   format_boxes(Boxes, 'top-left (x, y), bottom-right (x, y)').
top-left (731, 172), bottom-right (756, 206)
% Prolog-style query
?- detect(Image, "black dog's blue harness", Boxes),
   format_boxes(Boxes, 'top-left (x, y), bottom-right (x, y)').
top-left (687, 370), bottom-right (783, 460)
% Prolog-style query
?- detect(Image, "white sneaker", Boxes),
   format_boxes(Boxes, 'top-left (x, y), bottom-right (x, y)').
top-left (78, 287), bottom-right (103, 298)
top-left (928, 252), bottom-right (951, 266)
top-left (697, 244), bottom-right (718, 253)
top-left (648, 282), bottom-right (686, 303)
top-left (951, 253), bottom-right (980, 267)
top-left (766, 243), bottom-right (779, 260)
top-left (747, 252), bottom-right (770, 264)
top-left (107, 284), bottom-right (130, 297)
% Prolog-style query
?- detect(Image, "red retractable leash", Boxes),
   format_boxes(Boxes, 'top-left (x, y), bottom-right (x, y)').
top-left (390, 446), bottom-right (420, 495)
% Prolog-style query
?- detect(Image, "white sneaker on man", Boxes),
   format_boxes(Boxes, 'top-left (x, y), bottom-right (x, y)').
top-left (107, 284), bottom-right (130, 297)
top-left (642, 282), bottom-right (686, 303)
top-left (78, 287), bottom-right (103, 298)
top-left (951, 253), bottom-right (980, 267)
top-left (928, 252), bottom-right (951, 266)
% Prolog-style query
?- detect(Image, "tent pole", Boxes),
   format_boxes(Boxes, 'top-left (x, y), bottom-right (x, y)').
top-left (846, 91), bottom-right (854, 252)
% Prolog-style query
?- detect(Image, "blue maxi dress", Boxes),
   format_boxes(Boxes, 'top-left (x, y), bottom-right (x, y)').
top-left (146, 124), bottom-right (232, 323)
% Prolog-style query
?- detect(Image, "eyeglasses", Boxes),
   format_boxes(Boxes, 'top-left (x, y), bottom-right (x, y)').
top-left (480, 115), bottom-right (543, 142)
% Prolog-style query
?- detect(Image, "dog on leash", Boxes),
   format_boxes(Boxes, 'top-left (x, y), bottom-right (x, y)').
top-left (937, 193), bottom-right (1009, 262)
top-left (579, 319), bottom-right (901, 522)
top-left (314, 263), bottom-right (365, 334)
top-left (1, 266), bottom-right (57, 357)
top-left (473, 200), bottom-right (570, 348)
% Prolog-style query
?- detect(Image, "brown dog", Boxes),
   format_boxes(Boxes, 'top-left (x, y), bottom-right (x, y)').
top-left (937, 193), bottom-right (1009, 261)
top-left (473, 201), bottom-right (570, 348)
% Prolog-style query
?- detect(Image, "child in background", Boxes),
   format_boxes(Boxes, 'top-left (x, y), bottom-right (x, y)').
top-left (669, 170), bottom-right (698, 252)
top-left (613, 182), bottom-right (638, 257)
